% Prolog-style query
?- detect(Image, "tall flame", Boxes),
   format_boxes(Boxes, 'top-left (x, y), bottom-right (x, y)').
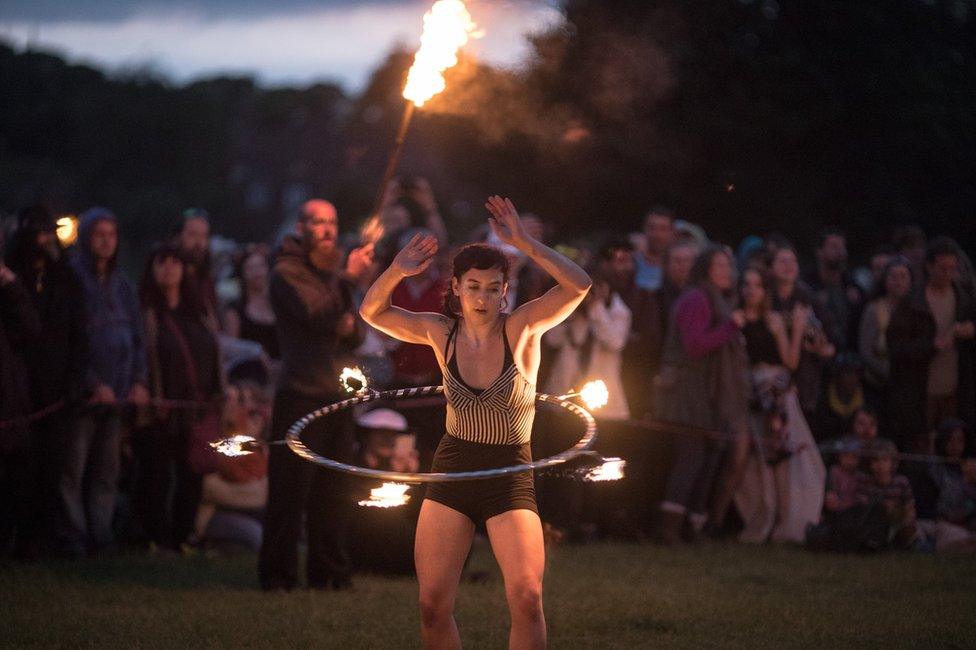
top-left (402, 0), bottom-right (476, 107)
top-left (359, 482), bottom-right (412, 508)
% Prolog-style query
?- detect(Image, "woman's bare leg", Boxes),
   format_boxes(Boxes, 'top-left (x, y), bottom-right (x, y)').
top-left (415, 499), bottom-right (476, 649)
top-left (485, 509), bottom-right (546, 650)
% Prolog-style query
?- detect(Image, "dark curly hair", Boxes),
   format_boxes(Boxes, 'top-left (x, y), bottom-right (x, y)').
top-left (443, 243), bottom-right (510, 317)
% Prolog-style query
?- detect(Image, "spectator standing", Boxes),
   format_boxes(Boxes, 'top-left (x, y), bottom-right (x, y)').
top-left (137, 242), bottom-right (223, 551)
top-left (723, 267), bottom-right (824, 543)
top-left (176, 208), bottom-right (218, 326)
top-left (4, 205), bottom-right (88, 558)
top-left (258, 199), bottom-right (370, 591)
top-left (583, 276), bottom-right (632, 420)
top-left (807, 228), bottom-right (864, 351)
top-left (888, 238), bottom-right (976, 452)
top-left (58, 208), bottom-right (149, 556)
top-left (769, 245), bottom-right (835, 417)
top-left (0, 253), bottom-right (41, 559)
top-left (633, 207), bottom-right (675, 291)
top-left (858, 257), bottom-right (913, 410)
top-left (655, 245), bottom-right (750, 543)
top-left (223, 248), bottom-right (279, 360)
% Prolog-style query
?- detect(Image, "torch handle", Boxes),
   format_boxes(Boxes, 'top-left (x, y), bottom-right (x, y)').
top-left (370, 101), bottom-right (417, 221)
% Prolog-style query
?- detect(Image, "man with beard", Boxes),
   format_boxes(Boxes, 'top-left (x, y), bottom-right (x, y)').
top-left (808, 228), bottom-right (865, 351)
top-left (176, 208), bottom-right (218, 326)
top-left (4, 205), bottom-right (88, 558)
top-left (258, 199), bottom-right (373, 591)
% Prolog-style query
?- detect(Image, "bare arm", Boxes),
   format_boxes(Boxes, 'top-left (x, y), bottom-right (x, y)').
top-left (485, 196), bottom-right (591, 334)
top-left (359, 233), bottom-right (448, 346)
top-left (769, 310), bottom-right (802, 371)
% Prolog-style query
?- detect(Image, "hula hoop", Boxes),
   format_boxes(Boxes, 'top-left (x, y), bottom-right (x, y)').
top-left (285, 385), bottom-right (600, 483)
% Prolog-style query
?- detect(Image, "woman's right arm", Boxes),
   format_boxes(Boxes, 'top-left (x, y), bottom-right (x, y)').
top-left (359, 233), bottom-right (448, 346)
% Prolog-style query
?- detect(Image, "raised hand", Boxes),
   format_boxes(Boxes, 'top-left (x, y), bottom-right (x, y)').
top-left (485, 195), bottom-right (531, 250)
top-left (392, 233), bottom-right (438, 277)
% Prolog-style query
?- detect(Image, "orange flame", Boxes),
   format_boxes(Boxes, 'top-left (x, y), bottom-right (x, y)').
top-left (402, 0), bottom-right (476, 107)
top-left (359, 482), bottom-right (412, 508)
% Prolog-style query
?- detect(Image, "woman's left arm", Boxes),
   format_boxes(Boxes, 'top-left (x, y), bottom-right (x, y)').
top-left (486, 196), bottom-right (591, 333)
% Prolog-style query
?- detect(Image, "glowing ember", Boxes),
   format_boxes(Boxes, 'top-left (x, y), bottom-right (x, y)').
top-left (579, 380), bottom-right (610, 411)
top-left (340, 366), bottom-right (369, 394)
top-left (584, 457), bottom-right (626, 482)
top-left (56, 215), bottom-right (79, 247)
top-left (402, 0), bottom-right (476, 107)
top-left (358, 482), bottom-right (411, 508)
top-left (360, 215), bottom-right (386, 246)
top-left (210, 434), bottom-right (261, 457)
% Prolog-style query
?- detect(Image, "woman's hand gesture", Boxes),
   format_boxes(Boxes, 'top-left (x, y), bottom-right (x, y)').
top-left (486, 195), bottom-right (531, 250)
top-left (392, 233), bottom-right (438, 277)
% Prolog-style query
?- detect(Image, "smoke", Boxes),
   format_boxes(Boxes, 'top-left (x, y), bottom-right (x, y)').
top-left (417, 12), bottom-right (676, 147)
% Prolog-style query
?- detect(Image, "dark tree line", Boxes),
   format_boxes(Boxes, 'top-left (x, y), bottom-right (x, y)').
top-left (2, 0), bottom-right (974, 262)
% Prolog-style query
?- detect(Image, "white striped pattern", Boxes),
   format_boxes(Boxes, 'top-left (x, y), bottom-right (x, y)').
top-left (443, 335), bottom-right (536, 446)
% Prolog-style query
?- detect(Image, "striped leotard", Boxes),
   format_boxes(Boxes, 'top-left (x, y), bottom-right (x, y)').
top-left (443, 317), bottom-right (536, 445)
top-left (425, 317), bottom-right (539, 522)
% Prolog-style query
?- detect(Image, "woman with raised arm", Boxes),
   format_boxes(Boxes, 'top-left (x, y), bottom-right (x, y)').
top-left (360, 196), bottom-right (591, 650)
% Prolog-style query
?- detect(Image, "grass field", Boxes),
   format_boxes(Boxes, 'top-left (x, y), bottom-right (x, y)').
top-left (2, 539), bottom-right (975, 648)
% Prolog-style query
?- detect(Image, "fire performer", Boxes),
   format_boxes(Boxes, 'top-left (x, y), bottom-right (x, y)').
top-left (360, 196), bottom-right (591, 649)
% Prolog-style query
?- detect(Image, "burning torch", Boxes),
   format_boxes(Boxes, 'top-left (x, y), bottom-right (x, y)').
top-left (362, 0), bottom-right (476, 245)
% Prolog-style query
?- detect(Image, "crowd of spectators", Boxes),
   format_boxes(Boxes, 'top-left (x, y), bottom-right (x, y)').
top-left (2, 179), bottom-right (975, 582)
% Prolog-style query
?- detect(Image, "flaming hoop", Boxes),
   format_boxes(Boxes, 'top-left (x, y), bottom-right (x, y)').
top-left (367, 0), bottom-right (476, 231)
top-left (284, 386), bottom-right (608, 483)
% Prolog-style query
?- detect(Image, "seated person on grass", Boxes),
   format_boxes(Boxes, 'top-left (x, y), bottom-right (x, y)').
top-left (857, 438), bottom-right (919, 550)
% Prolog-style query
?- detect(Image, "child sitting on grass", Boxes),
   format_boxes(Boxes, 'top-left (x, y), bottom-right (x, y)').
top-left (858, 438), bottom-right (918, 550)
top-left (824, 436), bottom-right (866, 514)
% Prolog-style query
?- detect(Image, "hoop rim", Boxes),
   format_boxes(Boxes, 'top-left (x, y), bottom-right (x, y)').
top-left (284, 386), bottom-right (599, 483)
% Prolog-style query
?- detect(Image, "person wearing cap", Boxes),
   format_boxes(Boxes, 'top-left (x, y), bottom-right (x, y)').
top-left (349, 408), bottom-right (421, 575)
top-left (356, 408), bottom-right (420, 474)
top-left (4, 205), bottom-right (89, 557)
top-left (56, 207), bottom-right (149, 556)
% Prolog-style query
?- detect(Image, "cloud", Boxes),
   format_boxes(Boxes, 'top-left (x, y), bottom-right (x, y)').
top-left (0, 0), bottom-right (563, 89)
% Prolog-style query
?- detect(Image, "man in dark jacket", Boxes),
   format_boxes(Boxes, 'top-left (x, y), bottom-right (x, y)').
top-left (258, 199), bottom-right (373, 591)
top-left (58, 207), bottom-right (149, 556)
top-left (4, 205), bottom-right (89, 557)
top-left (0, 248), bottom-right (42, 559)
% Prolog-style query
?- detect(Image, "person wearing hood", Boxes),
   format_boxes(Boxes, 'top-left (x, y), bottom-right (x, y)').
top-left (258, 198), bottom-right (373, 592)
top-left (57, 207), bottom-right (148, 556)
top-left (4, 205), bottom-right (89, 557)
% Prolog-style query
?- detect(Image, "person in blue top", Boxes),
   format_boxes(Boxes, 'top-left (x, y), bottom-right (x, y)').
top-left (61, 207), bottom-right (149, 556)
top-left (361, 196), bottom-right (591, 650)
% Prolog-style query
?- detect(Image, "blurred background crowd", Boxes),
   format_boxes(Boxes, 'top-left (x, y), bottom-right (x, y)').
top-left (2, 179), bottom-right (975, 579)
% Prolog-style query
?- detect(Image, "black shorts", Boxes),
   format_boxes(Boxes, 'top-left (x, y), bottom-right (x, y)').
top-left (424, 434), bottom-right (538, 524)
